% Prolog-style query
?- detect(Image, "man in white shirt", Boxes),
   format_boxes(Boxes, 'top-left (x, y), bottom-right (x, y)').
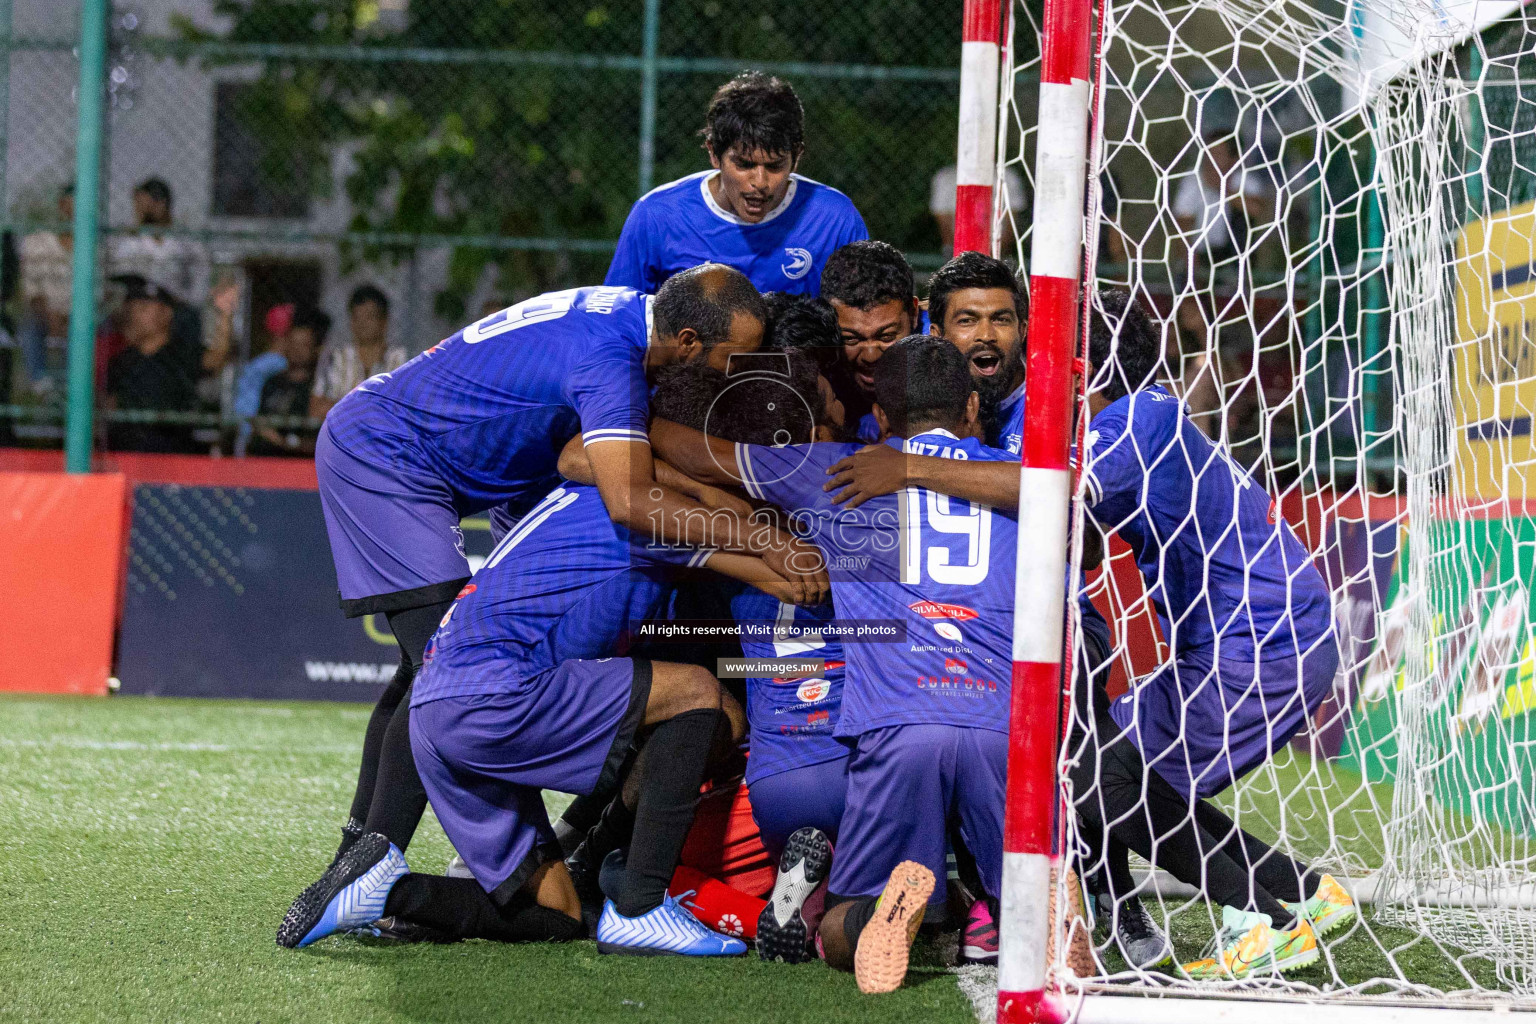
top-left (110, 178), bottom-right (206, 303)
top-left (1172, 131), bottom-right (1274, 272)
top-left (18, 184), bottom-right (74, 393)
top-left (929, 164), bottom-right (1028, 257)
top-left (309, 284), bottom-right (407, 420)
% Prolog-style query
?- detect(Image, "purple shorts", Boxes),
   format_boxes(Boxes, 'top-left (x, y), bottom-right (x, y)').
top-left (316, 422), bottom-right (471, 616)
top-left (747, 753), bottom-right (851, 859)
top-left (1109, 637), bottom-right (1339, 800)
top-left (829, 724), bottom-right (1006, 906)
top-left (410, 658), bottom-right (650, 903)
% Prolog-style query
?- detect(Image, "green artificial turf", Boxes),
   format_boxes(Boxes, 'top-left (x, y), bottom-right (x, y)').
top-left (2, 693), bottom-right (1518, 1024)
top-left (0, 694), bottom-right (970, 1024)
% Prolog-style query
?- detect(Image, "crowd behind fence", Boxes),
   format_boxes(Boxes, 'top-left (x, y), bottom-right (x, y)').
top-left (0, 0), bottom-right (1530, 485)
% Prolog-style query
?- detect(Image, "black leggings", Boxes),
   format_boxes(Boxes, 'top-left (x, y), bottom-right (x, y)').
top-left (383, 873), bottom-right (582, 943)
top-left (1068, 645), bottom-right (1317, 924)
top-left (345, 600), bottom-right (453, 849)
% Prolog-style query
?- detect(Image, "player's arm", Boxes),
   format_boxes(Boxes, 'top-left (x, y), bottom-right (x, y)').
top-left (557, 432), bottom-right (753, 517)
top-left (823, 445), bottom-right (1022, 510)
top-left (647, 417), bottom-right (747, 488)
top-left (700, 551), bottom-right (801, 606)
top-left (584, 439), bottom-right (827, 606)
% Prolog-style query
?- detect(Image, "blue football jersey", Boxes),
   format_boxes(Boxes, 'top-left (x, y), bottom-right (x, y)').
top-left (729, 586), bottom-right (847, 784)
top-left (1083, 386), bottom-right (1333, 660)
top-left (996, 384), bottom-right (1025, 456)
top-left (411, 483), bottom-right (710, 706)
top-left (324, 287), bottom-right (652, 515)
top-left (737, 429), bottom-right (1021, 736)
top-left (604, 172), bottom-right (868, 296)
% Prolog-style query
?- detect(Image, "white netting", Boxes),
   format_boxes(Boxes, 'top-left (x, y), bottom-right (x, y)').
top-left (998, 0), bottom-right (1536, 1007)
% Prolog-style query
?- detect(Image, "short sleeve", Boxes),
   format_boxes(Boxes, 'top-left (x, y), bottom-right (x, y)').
top-left (930, 166), bottom-right (957, 216)
top-left (311, 350), bottom-right (335, 398)
top-left (634, 538), bottom-right (717, 570)
top-left (1083, 407), bottom-right (1141, 511)
top-left (571, 342), bottom-right (650, 447)
top-left (736, 442), bottom-right (848, 515)
top-left (1172, 175), bottom-right (1203, 218)
top-left (604, 202), bottom-right (655, 292)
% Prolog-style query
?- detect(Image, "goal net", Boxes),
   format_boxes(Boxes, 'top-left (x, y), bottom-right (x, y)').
top-left (994, 0), bottom-right (1536, 1014)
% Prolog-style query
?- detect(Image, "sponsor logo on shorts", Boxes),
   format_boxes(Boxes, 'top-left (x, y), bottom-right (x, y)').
top-left (909, 600), bottom-right (978, 621)
top-left (934, 622), bottom-right (964, 643)
top-left (796, 678), bottom-right (830, 703)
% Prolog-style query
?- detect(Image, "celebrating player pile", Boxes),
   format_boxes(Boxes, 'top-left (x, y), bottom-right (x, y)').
top-left (276, 70), bottom-right (1350, 996)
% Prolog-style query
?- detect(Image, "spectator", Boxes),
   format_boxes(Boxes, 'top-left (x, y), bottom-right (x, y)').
top-left (929, 164), bottom-right (1027, 256)
top-left (1173, 130), bottom-right (1274, 275)
top-left (111, 178), bottom-right (204, 301)
top-left (1098, 167), bottom-right (1129, 271)
top-left (17, 184), bottom-right (74, 396)
top-left (111, 178), bottom-right (210, 382)
top-left (309, 284), bottom-right (405, 419)
top-left (233, 303), bottom-right (296, 455)
top-left (249, 306), bottom-right (328, 457)
top-left (105, 280), bottom-right (200, 453)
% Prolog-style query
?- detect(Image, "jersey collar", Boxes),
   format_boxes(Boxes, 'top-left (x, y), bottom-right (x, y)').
top-left (907, 427), bottom-right (961, 442)
top-left (996, 381), bottom-right (1025, 420)
top-left (699, 172), bottom-right (800, 226)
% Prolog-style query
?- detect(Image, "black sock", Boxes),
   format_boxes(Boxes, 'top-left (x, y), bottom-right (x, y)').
top-left (841, 895), bottom-right (880, 952)
top-left (356, 601), bottom-right (452, 851)
top-left (383, 874), bottom-right (582, 943)
top-left (362, 684), bottom-right (428, 849)
top-left (613, 708), bottom-right (723, 917)
top-left (347, 654), bottom-right (412, 824)
top-left (575, 794), bottom-right (636, 868)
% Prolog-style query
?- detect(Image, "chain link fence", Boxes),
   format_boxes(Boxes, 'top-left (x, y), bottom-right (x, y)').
top-left (0, 0), bottom-right (962, 455)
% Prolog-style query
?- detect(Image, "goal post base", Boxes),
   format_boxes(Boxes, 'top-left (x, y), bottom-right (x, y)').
top-left (1070, 991), bottom-right (1533, 1023)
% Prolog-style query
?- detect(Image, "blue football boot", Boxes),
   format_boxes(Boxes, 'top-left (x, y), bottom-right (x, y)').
top-left (595, 894), bottom-right (748, 956)
top-left (277, 831), bottom-right (408, 949)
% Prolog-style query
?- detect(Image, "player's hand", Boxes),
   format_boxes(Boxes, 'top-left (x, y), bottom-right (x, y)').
top-left (760, 537), bottom-right (829, 607)
top-left (824, 443), bottom-right (908, 509)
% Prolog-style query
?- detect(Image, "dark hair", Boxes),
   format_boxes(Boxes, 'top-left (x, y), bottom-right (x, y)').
top-left (134, 177), bottom-right (172, 211)
top-left (290, 306), bottom-right (333, 344)
top-left (766, 295), bottom-right (839, 368)
top-left (1087, 289), bottom-right (1161, 403)
top-left (650, 363), bottom-right (730, 432)
top-left (928, 250), bottom-right (1024, 331)
top-left (348, 284), bottom-right (390, 315)
top-left (701, 72), bottom-right (804, 161)
top-left (653, 263), bottom-right (767, 350)
top-left (872, 335), bottom-right (973, 436)
top-left (649, 354), bottom-right (819, 447)
top-left (820, 241), bottom-right (914, 312)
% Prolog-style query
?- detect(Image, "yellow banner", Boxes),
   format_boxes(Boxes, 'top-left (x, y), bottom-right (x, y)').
top-left (1453, 200), bottom-right (1536, 500)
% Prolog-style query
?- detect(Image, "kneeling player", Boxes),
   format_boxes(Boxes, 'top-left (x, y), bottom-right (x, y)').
top-left (561, 355), bottom-right (851, 963)
top-left (654, 337), bottom-right (1027, 992)
top-left (278, 464), bottom-right (816, 955)
top-left (818, 294), bottom-right (1353, 978)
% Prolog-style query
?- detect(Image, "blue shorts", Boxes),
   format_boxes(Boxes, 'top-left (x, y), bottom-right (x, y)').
top-left (410, 657), bottom-right (650, 903)
top-left (747, 753), bottom-right (851, 859)
top-left (829, 724), bottom-right (1006, 906)
top-left (316, 422), bottom-right (471, 615)
top-left (1109, 636), bottom-right (1339, 800)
